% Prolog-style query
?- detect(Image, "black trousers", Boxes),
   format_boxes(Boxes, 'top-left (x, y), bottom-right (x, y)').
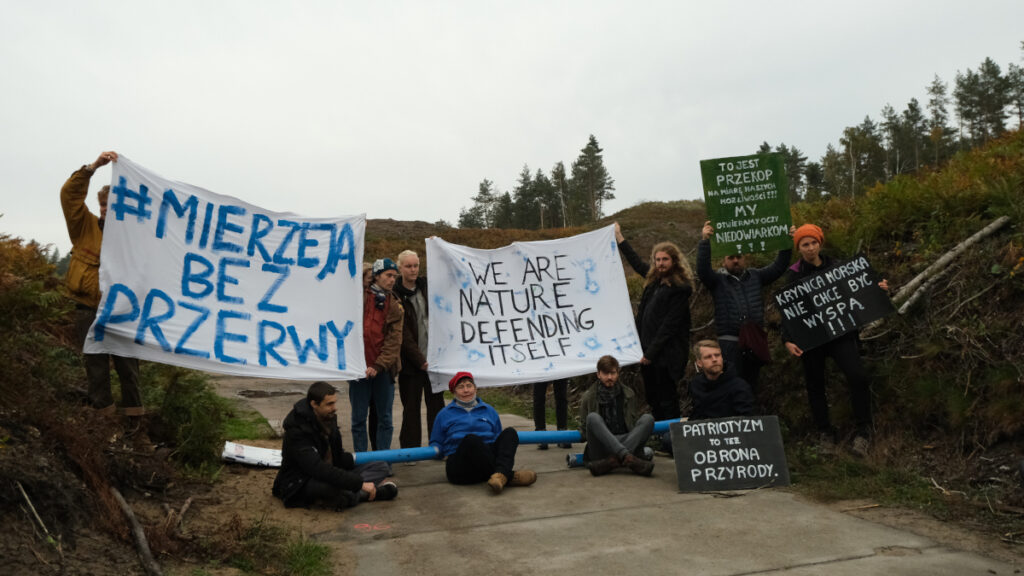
top-left (300, 461), bottom-right (391, 509)
top-left (720, 339), bottom-right (763, 395)
top-left (445, 429), bottom-right (518, 485)
top-left (640, 363), bottom-right (681, 421)
top-left (398, 371), bottom-right (446, 448)
top-left (532, 379), bottom-right (568, 430)
top-left (800, 333), bottom-right (872, 435)
top-left (75, 306), bottom-right (143, 414)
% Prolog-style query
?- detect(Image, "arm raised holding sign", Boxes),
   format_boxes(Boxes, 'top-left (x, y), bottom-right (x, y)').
top-left (613, 222), bottom-right (693, 421)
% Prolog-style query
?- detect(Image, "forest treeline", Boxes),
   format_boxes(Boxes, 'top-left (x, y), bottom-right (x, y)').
top-left (459, 44), bottom-right (1024, 229)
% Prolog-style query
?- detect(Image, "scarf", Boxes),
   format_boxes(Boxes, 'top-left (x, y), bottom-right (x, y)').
top-left (597, 384), bottom-right (627, 435)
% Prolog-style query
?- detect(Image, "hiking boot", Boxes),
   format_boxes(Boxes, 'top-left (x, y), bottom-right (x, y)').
top-left (623, 453), bottom-right (654, 476)
top-left (375, 481), bottom-right (399, 501)
top-left (509, 469), bottom-right (537, 487)
top-left (851, 435), bottom-right (870, 458)
top-left (557, 442), bottom-right (572, 449)
top-left (587, 455), bottom-right (620, 477)
top-left (487, 472), bottom-right (508, 494)
top-left (537, 443), bottom-right (549, 450)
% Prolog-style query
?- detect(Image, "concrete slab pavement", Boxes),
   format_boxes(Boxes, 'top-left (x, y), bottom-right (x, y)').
top-left (213, 375), bottom-right (1021, 575)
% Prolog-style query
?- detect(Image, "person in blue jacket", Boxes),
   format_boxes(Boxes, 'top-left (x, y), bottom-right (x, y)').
top-left (430, 372), bottom-right (537, 494)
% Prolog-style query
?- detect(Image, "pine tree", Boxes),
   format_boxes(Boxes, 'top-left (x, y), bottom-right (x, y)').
top-left (804, 161), bottom-right (824, 202)
top-left (550, 161), bottom-right (570, 228)
top-left (569, 135), bottom-right (615, 224)
top-left (902, 98), bottom-right (927, 173)
top-left (1008, 63), bottom-right (1024, 130)
top-left (926, 75), bottom-right (953, 166)
top-left (976, 57), bottom-right (1010, 141)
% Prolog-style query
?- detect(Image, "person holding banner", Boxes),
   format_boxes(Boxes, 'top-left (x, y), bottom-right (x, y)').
top-left (697, 221), bottom-right (792, 393)
top-left (394, 250), bottom-right (445, 450)
top-left (783, 224), bottom-right (888, 455)
top-left (614, 223), bottom-right (693, 420)
top-left (579, 356), bottom-right (656, 476)
top-left (60, 151), bottom-right (149, 446)
top-left (350, 258), bottom-right (404, 453)
top-left (274, 382), bottom-right (398, 510)
top-left (429, 372), bottom-right (537, 494)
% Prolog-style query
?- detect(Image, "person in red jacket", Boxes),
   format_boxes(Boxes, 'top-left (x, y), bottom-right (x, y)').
top-left (349, 258), bottom-right (404, 453)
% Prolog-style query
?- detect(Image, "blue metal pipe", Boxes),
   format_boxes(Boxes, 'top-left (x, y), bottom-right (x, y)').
top-left (352, 419), bottom-right (684, 464)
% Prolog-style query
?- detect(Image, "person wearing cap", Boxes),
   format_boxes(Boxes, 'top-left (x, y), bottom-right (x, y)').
top-left (697, 220), bottom-right (792, 394)
top-left (783, 224), bottom-right (889, 455)
top-left (578, 355), bottom-right (656, 476)
top-left (429, 372), bottom-right (537, 494)
top-left (349, 258), bottom-right (404, 453)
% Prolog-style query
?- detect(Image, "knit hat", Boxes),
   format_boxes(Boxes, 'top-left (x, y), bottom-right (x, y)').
top-left (448, 371), bottom-right (474, 393)
top-left (372, 258), bottom-right (398, 276)
top-left (793, 224), bottom-right (824, 249)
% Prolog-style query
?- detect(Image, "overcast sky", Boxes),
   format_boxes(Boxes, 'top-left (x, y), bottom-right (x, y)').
top-left (3, 1), bottom-right (1022, 256)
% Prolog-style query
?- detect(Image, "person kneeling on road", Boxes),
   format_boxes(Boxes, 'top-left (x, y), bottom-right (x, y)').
top-left (579, 355), bottom-right (656, 477)
top-left (429, 372), bottom-right (536, 494)
top-left (273, 382), bottom-right (397, 510)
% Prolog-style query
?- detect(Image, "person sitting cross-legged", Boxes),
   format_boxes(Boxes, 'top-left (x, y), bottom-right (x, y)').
top-left (272, 382), bottom-right (397, 510)
top-left (430, 372), bottom-right (537, 494)
top-left (579, 355), bottom-right (656, 477)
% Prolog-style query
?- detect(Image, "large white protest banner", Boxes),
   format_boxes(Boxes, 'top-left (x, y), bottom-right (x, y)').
top-left (425, 226), bottom-right (642, 391)
top-left (84, 157), bottom-right (366, 380)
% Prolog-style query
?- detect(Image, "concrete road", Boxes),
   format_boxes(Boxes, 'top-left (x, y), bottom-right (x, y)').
top-left (214, 375), bottom-right (1021, 575)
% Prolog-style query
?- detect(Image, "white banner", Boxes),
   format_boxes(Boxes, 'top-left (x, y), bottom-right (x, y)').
top-left (426, 225), bottom-right (642, 391)
top-left (84, 157), bottom-right (366, 380)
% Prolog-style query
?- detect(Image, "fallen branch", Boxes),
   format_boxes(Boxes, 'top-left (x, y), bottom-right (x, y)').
top-left (110, 487), bottom-right (163, 576)
top-left (16, 481), bottom-right (51, 540)
top-left (894, 215), bottom-right (1011, 314)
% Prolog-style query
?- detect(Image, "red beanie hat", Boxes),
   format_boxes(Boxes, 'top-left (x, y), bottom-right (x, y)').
top-left (449, 371), bottom-right (474, 393)
top-left (793, 224), bottom-right (824, 250)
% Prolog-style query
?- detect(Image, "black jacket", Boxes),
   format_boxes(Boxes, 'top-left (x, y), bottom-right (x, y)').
top-left (394, 276), bottom-right (428, 376)
top-left (688, 371), bottom-right (755, 420)
top-left (696, 239), bottom-right (791, 337)
top-left (618, 240), bottom-right (693, 382)
top-left (272, 398), bottom-right (362, 508)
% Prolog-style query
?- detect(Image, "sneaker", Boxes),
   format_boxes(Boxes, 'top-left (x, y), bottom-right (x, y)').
top-left (487, 472), bottom-right (508, 494)
top-left (642, 447), bottom-right (655, 461)
top-left (557, 442), bottom-right (572, 449)
top-left (509, 469), bottom-right (537, 487)
top-left (537, 443), bottom-right (549, 450)
top-left (623, 453), bottom-right (654, 476)
top-left (851, 436), bottom-right (870, 458)
top-left (375, 481), bottom-right (398, 501)
top-left (587, 455), bottom-right (620, 477)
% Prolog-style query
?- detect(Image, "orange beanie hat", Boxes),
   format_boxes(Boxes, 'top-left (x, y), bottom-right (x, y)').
top-left (793, 224), bottom-right (824, 249)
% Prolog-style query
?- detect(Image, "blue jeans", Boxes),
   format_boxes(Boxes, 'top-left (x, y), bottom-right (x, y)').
top-left (349, 372), bottom-right (395, 453)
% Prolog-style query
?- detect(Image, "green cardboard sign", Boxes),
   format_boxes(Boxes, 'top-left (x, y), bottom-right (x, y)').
top-left (700, 153), bottom-right (793, 259)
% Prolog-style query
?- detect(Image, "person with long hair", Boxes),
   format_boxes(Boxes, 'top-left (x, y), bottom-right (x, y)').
top-left (614, 222), bottom-right (694, 420)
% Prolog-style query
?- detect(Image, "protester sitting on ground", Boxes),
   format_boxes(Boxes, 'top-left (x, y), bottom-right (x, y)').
top-left (782, 224), bottom-right (889, 456)
top-left (533, 378), bottom-right (572, 450)
top-left (429, 372), bottom-right (537, 494)
top-left (578, 355), bottom-right (656, 476)
top-left (273, 382), bottom-right (397, 510)
top-left (689, 340), bottom-right (755, 420)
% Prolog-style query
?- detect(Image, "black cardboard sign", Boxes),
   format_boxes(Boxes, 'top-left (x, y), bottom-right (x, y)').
top-left (773, 255), bottom-right (894, 352)
top-left (671, 415), bottom-right (790, 492)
